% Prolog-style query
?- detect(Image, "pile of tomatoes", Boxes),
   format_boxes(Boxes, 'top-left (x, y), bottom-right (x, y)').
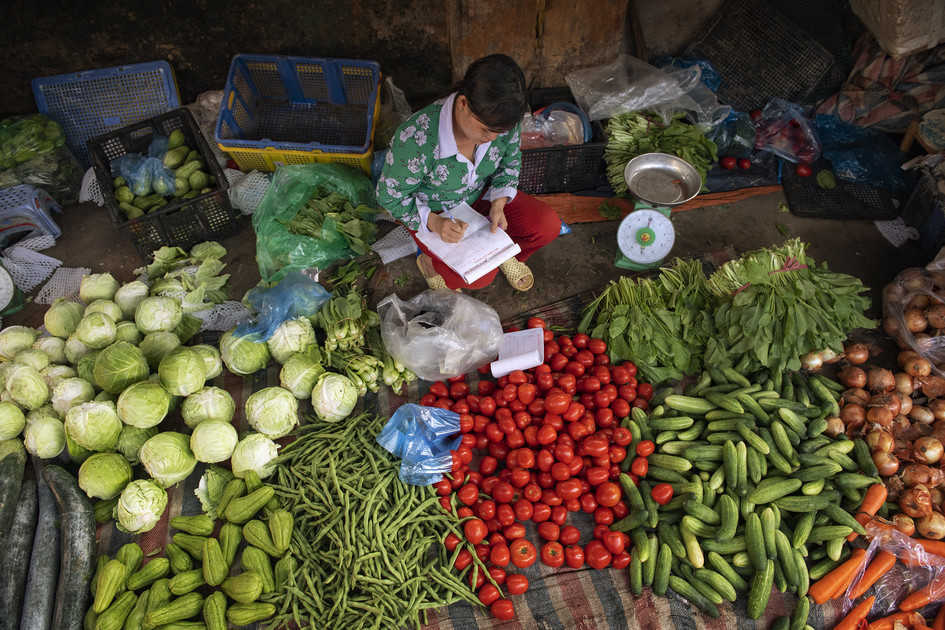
top-left (425, 318), bottom-right (655, 620)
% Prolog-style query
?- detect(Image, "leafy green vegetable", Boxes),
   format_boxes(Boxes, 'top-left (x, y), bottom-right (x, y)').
top-left (194, 465), bottom-right (235, 519)
top-left (598, 202), bottom-right (624, 220)
top-left (284, 188), bottom-right (378, 256)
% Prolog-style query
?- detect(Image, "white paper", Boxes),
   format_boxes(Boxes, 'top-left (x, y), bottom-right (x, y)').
top-left (490, 328), bottom-right (545, 377)
top-left (415, 202), bottom-right (521, 284)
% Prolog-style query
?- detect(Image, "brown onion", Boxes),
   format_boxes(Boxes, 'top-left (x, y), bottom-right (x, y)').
top-left (909, 294), bottom-right (932, 310)
top-left (842, 388), bottom-right (870, 406)
top-left (900, 394), bottom-right (914, 416)
top-left (931, 399), bottom-right (945, 422)
top-left (906, 309), bottom-right (929, 333)
top-left (884, 317), bottom-right (903, 337)
top-left (844, 343), bottom-right (870, 365)
top-left (933, 487), bottom-right (945, 507)
top-left (866, 429), bottom-right (894, 453)
top-left (929, 303), bottom-right (945, 329)
top-left (922, 376), bottom-right (945, 399)
top-left (900, 350), bottom-right (922, 365)
top-left (915, 437), bottom-right (945, 465)
top-left (918, 512), bottom-right (945, 539)
top-left (866, 406), bottom-right (894, 428)
top-left (840, 404), bottom-right (866, 431)
top-left (900, 484), bottom-right (933, 518)
top-left (902, 268), bottom-right (930, 291)
top-left (902, 464), bottom-right (945, 488)
top-left (870, 393), bottom-right (901, 417)
top-left (824, 417), bottom-right (845, 438)
top-left (822, 348), bottom-right (841, 364)
top-left (801, 351), bottom-right (823, 372)
top-left (885, 281), bottom-right (907, 302)
top-left (838, 366), bottom-right (867, 389)
top-left (894, 513), bottom-right (916, 536)
top-left (911, 405), bottom-right (936, 425)
top-left (904, 356), bottom-right (933, 378)
top-left (895, 372), bottom-right (916, 396)
top-left (868, 368), bottom-right (896, 393)
top-left (873, 450), bottom-right (900, 476)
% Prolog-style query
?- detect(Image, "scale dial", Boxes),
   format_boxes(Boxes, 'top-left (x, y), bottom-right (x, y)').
top-left (616, 209), bottom-right (675, 265)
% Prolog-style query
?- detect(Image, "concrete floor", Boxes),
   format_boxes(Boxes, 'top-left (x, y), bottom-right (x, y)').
top-left (8, 189), bottom-right (919, 329)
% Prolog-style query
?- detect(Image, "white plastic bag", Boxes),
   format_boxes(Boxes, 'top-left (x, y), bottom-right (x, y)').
top-left (378, 290), bottom-right (504, 381)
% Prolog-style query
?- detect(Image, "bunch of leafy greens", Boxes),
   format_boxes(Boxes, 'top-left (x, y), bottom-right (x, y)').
top-left (604, 111), bottom-right (718, 194)
top-left (579, 241), bottom-right (875, 384)
top-left (135, 241), bottom-right (230, 315)
top-left (284, 187), bottom-right (377, 256)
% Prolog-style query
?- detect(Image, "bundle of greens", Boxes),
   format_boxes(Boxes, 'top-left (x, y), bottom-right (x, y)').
top-left (326, 350), bottom-right (384, 395)
top-left (134, 241), bottom-right (230, 313)
top-left (706, 238), bottom-right (875, 375)
top-left (284, 188), bottom-right (378, 256)
top-left (314, 290), bottom-right (379, 352)
top-left (604, 111), bottom-right (717, 194)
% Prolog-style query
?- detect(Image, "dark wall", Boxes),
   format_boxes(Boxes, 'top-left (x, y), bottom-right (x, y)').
top-left (0, 0), bottom-right (452, 115)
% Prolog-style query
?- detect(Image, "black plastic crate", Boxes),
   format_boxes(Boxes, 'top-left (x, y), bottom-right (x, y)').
top-left (518, 88), bottom-right (607, 195)
top-left (89, 108), bottom-right (241, 258)
top-left (903, 170), bottom-right (945, 260)
top-left (781, 158), bottom-right (898, 220)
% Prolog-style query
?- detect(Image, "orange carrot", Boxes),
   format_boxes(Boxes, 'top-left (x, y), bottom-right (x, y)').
top-left (916, 538), bottom-right (945, 558)
top-left (810, 549), bottom-right (867, 604)
top-left (901, 574), bottom-right (945, 611)
top-left (868, 611), bottom-right (925, 630)
top-left (834, 595), bottom-right (875, 630)
top-left (917, 624), bottom-right (935, 630)
top-left (849, 551), bottom-right (897, 600)
top-left (934, 602), bottom-right (945, 630)
top-left (848, 484), bottom-right (888, 542)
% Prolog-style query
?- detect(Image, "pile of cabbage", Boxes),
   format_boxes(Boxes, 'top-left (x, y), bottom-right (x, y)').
top-left (0, 241), bottom-right (362, 535)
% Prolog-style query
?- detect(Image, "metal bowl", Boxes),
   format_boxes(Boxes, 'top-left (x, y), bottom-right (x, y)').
top-left (623, 153), bottom-right (701, 206)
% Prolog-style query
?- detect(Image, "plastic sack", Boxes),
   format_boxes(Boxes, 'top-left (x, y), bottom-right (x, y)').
top-left (753, 99), bottom-right (821, 164)
top-left (111, 154), bottom-right (176, 197)
top-left (378, 290), bottom-right (503, 382)
top-left (0, 145), bottom-right (84, 205)
top-left (233, 271), bottom-right (331, 341)
top-left (520, 111), bottom-right (586, 149)
top-left (0, 114), bottom-right (67, 168)
top-left (184, 91), bottom-right (228, 168)
top-left (565, 54), bottom-right (730, 128)
top-left (653, 57), bottom-right (723, 92)
top-left (376, 403), bottom-right (461, 485)
top-left (253, 163), bottom-right (377, 283)
top-left (374, 77), bottom-right (413, 150)
top-left (880, 256), bottom-right (945, 376)
top-left (147, 135), bottom-right (169, 159)
top-left (815, 114), bottom-right (907, 193)
top-left (708, 111), bottom-right (756, 158)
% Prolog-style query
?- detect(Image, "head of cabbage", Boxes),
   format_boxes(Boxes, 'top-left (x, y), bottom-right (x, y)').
top-left (93, 341), bottom-right (149, 394)
top-left (115, 479), bottom-right (167, 534)
top-left (6, 364), bottom-right (50, 410)
top-left (78, 452), bottom-right (132, 499)
top-left (116, 425), bottom-right (158, 464)
top-left (75, 312), bottom-right (116, 349)
top-left (79, 272), bottom-right (119, 303)
top-left (44, 299), bottom-right (84, 339)
top-left (33, 336), bottom-right (66, 364)
top-left (23, 415), bottom-right (65, 459)
top-left (139, 332), bottom-right (181, 370)
top-left (311, 372), bottom-right (358, 422)
top-left (158, 347), bottom-right (206, 396)
top-left (191, 344), bottom-right (222, 380)
top-left (267, 318), bottom-right (316, 364)
top-left (114, 281), bottom-right (149, 319)
top-left (245, 386), bottom-right (298, 438)
top-left (64, 401), bottom-right (122, 452)
top-left (15, 348), bottom-right (50, 372)
top-left (231, 432), bottom-right (279, 480)
top-left (114, 321), bottom-right (142, 345)
top-left (190, 420), bottom-right (238, 463)
top-left (0, 401), bottom-right (25, 440)
top-left (41, 364), bottom-right (76, 390)
top-left (0, 325), bottom-right (38, 361)
top-left (84, 299), bottom-right (123, 323)
top-left (51, 377), bottom-right (95, 416)
top-left (75, 351), bottom-right (99, 384)
top-left (181, 386), bottom-right (234, 429)
top-left (64, 335), bottom-right (91, 364)
top-left (219, 328), bottom-right (270, 376)
top-left (139, 431), bottom-right (197, 487)
top-left (135, 296), bottom-right (182, 334)
top-left (279, 352), bottom-right (324, 399)
top-left (116, 381), bottom-right (170, 428)
top-left (65, 432), bottom-right (92, 465)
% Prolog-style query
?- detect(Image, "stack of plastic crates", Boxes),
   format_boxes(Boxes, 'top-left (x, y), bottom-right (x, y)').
top-left (215, 54), bottom-right (381, 174)
top-left (32, 61), bottom-right (180, 167)
top-left (0, 185), bottom-right (62, 246)
top-left (88, 108), bottom-right (240, 258)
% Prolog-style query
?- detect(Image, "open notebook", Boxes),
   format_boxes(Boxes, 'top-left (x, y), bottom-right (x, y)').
top-left (415, 202), bottom-right (521, 285)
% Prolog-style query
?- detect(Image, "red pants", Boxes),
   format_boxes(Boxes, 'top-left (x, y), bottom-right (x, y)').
top-left (410, 192), bottom-right (561, 290)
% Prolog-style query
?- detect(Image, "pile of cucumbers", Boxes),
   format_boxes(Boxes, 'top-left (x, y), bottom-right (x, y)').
top-left (112, 129), bottom-right (217, 220)
top-left (617, 366), bottom-right (880, 628)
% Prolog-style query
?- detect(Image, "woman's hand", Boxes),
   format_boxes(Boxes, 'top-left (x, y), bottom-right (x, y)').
top-left (428, 212), bottom-right (468, 243)
top-left (489, 198), bottom-right (509, 233)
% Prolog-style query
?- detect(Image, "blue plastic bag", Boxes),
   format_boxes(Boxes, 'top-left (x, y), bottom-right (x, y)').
top-left (814, 114), bottom-right (907, 193)
top-left (377, 403), bottom-right (461, 485)
top-left (147, 135), bottom-right (169, 159)
top-left (111, 153), bottom-right (176, 197)
top-left (234, 271), bottom-right (331, 342)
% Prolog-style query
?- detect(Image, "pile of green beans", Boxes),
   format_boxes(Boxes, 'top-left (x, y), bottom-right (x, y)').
top-left (267, 413), bottom-right (479, 630)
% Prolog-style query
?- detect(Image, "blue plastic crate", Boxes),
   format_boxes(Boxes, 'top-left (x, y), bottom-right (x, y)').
top-left (215, 54), bottom-right (380, 172)
top-left (0, 185), bottom-right (62, 242)
top-left (32, 61), bottom-right (180, 167)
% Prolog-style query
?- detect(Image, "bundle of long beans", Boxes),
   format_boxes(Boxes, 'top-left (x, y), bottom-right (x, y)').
top-left (267, 413), bottom-right (479, 630)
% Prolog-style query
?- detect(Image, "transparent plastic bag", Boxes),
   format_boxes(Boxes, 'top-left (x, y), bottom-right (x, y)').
top-left (253, 163), bottom-right (377, 283)
top-left (0, 114), bottom-right (66, 169)
top-left (753, 99), bottom-right (821, 164)
top-left (184, 91), bottom-right (228, 168)
top-left (233, 271), bottom-right (331, 341)
top-left (520, 111), bottom-right (585, 149)
top-left (147, 135), bottom-right (169, 159)
top-left (881, 261), bottom-right (945, 375)
top-left (0, 145), bottom-right (84, 205)
top-left (374, 78), bottom-right (413, 150)
top-left (377, 403), bottom-right (461, 484)
top-left (111, 154), bottom-right (176, 197)
top-left (708, 111), bottom-right (757, 158)
top-left (378, 290), bottom-right (504, 382)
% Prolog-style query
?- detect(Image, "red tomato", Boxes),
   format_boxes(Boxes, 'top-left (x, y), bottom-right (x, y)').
top-left (506, 573), bottom-right (529, 595)
top-left (478, 380), bottom-right (496, 395)
top-left (613, 501), bottom-right (629, 519)
top-left (538, 521), bottom-right (560, 541)
top-left (588, 339), bottom-right (606, 354)
top-left (444, 533), bottom-right (461, 551)
top-left (517, 448), bottom-right (536, 469)
top-left (537, 424), bottom-right (557, 445)
top-left (631, 398), bottom-right (648, 411)
top-left (527, 316), bottom-right (547, 329)
top-left (475, 544), bottom-right (490, 562)
top-left (549, 353), bottom-right (568, 372)
top-left (603, 531), bottom-right (628, 555)
top-left (531, 502), bottom-right (551, 523)
top-left (439, 496), bottom-right (452, 512)
top-left (609, 445), bottom-right (627, 464)
top-left (513, 499), bottom-right (534, 522)
top-left (528, 398), bottom-right (546, 416)
top-left (556, 479), bottom-right (582, 501)
top-left (652, 483), bottom-right (674, 505)
top-left (580, 376), bottom-right (601, 393)
top-left (523, 425), bottom-right (539, 447)
top-left (478, 455), bottom-right (497, 476)
top-left (510, 468), bottom-right (530, 488)
top-left (565, 545), bottom-right (585, 569)
top-left (564, 497), bottom-right (580, 512)
top-left (554, 443), bottom-right (575, 463)
top-left (537, 472), bottom-right (554, 489)
top-left (541, 541), bottom-right (565, 568)
top-left (611, 366), bottom-right (630, 385)
top-left (490, 543), bottom-right (511, 567)
top-left (476, 499), bottom-right (497, 521)
top-left (618, 385), bottom-right (637, 403)
top-left (796, 163), bottom-right (813, 177)
top-left (551, 505), bottom-right (568, 526)
top-left (489, 532), bottom-right (506, 547)
top-left (544, 341), bottom-right (560, 357)
top-left (593, 524), bottom-right (610, 540)
top-left (469, 568), bottom-right (486, 591)
top-left (457, 507), bottom-right (474, 519)
top-left (481, 476), bottom-right (499, 495)
top-left (457, 484), bottom-right (479, 506)
top-left (582, 437), bottom-right (608, 458)
top-left (512, 410), bottom-right (530, 428)
top-left (485, 423), bottom-right (504, 443)
top-left (630, 457), bottom-right (648, 478)
top-left (612, 427), bottom-right (632, 446)
top-left (738, 158), bottom-right (751, 170)
top-left (720, 156), bottom-right (738, 170)
top-left (551, 462), bottom-right (571, 482)
top-left (490, 599), bottom-right (516, 621)
top-left (565, 361), bottom-right (585, 377)
top-left (508, 370), bottom-right (527, 385)
top-left (496, 504), bottom-right (516, 527)
top-left (479, 583), bottom-right (501, 606)
top-left (611, 398), bottom-right (631, 419)
top-left (575, 350), bottom-right (595, 367)
top-left (584, 466), bottom-right (609, 486)
top-left (612, 551), bottom-right (631, 570)
top-left (479, 396), bottom-right (497, 416)
top-left (510, 538), bottom-right (537, 568)
top-left (555, 525), bottom-right (578, 546)
top-left (580, 493), bottom-right (598, 513)
top-left (595, 354), bottom-right (610, 366)
top-left (544, 392), bottom-right (571, 415)
top-left (536, 373), bottom-right (554, 392)
top-left (523, 482), bottom-right (542, 502)
top-left (542, 489), bottom-right (563, 507)
top-left (450, 381), bottom-right (469, 399)
top-left (557, 373), bottom-right (577, 395)
top-left (488, 566), bottom-right (507, 585)
top-left (491, 481), bottom-right (515, 504)
top-left (585, 540), bottom-right (612, 569)
top-left (464, 519), bottom-right (488, 544)
top-left (435, 397), bottom-right (453, 410)
top-left (454, 549), bottom-right (473, 570)
top-left (595, 482), bottom-right (622, 507)
top-left (594, 506), bottom-right (614, 525)
top-left (544, 413), bottom-right (564, 432)
top-left (517, 383), bottom-right (537, 405)
top-left (596, 407), bottom-right (615, 428)
top-left (637, 383), bottom-right (653, 400)
top-left (420, 393), bottom-right (437, 406)
top-left (536, 449), bottom-right (554, 472)
top-left (636, 440), bottom-right (655, 457)
top-left (429, 381), bottom-right (449, 397)
top-left (433, 479), bottom-right (452, 496)
top-left (568, 455), bottom-right (585, 477)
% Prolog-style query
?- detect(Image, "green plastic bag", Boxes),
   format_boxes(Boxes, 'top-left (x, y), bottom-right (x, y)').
top-left (253, 163), bottom-right (377, 283)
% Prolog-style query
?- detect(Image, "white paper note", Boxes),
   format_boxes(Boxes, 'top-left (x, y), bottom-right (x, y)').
top-left (490, 327), bottom-right (545, 377)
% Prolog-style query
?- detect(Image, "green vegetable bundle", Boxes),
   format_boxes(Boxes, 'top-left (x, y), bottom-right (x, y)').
top-left (283, 188), bottom-right (377, 257)
top-left (604, 112), bottom-right (717, 194)
top-left (315, 290), bottom-right (379, 353)
top-left (134, 242), bottom-right (230, 314)
top-left (268, 413), bottom-right (480, 629)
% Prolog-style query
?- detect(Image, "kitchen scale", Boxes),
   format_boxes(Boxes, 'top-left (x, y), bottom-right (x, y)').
top-left (615, 153), bottom-right (702, 271)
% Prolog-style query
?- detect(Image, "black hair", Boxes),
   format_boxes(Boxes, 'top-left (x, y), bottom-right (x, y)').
top-left (457, 54), bottom-right (527, 132)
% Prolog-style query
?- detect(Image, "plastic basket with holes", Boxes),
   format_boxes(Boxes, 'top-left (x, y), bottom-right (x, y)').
top-left (215, 54), bottom-right (381, 174)
top-left (0, 185), bottom-right (62, 244)
top-left (87, 108), bottom-right (242, 259)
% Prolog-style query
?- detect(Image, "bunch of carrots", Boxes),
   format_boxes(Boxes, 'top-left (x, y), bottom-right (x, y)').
top-left (824, 484), bottom-right (945, 629)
